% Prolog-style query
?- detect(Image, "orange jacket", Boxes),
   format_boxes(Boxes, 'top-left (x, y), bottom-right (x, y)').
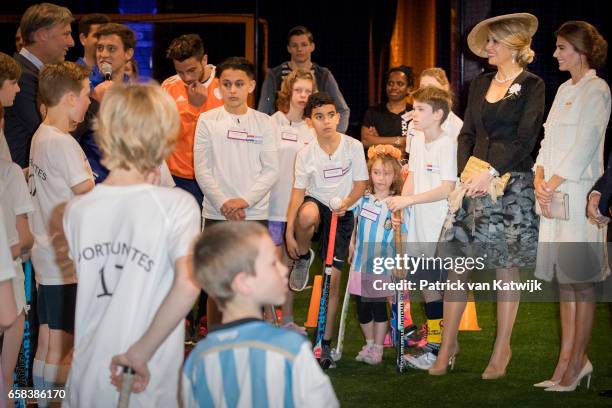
top-left (162, 70), bottom-right (224, 179)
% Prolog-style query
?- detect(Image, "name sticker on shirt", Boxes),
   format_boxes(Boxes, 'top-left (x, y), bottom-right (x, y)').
top-left (227, 130), bottom-right (263, 144)
top-left (360, 203), bottom-right (381, 222)
top-left (281, 132), bottom-right (298, 142)
top-left (425, 163), bottom-right (440, 173)
top-left (323, 166), bottom-right (343, 179)
top-left (227, 129), bottom-right (248, 141)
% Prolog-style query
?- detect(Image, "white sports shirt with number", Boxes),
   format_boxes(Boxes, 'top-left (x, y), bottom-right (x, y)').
top-left (294, 133), bottom-right (369, 208)
top-left (62, 184), bottom-right (200, 408)
top-left (28, 124), bottom-right (93, 285)
top-left (194, 106), bottom-right (279, 220)
top-left (269, 112), bottom-right (315, 221)
top-left (407, 132), bottom-right (457, 251)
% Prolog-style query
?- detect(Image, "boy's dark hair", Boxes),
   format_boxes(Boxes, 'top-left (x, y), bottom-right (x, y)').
top-left (94, 23), bottom-right (136, 51)
top-left (304, 92), bottom-right (336, 118)
top-left (0, 52), bottom-right (21, 85)
top-left (411, 86), bottom-right (452, 123)
top-left (78, 13), bottom-right (111, 37)
top-left (166, 34), bottom-right (205, 62)
top-left (387, 65), bottom-right (414, 88)
top-left (287, 25), bottom-right (314, 44)
top-left (216, 57), bottom-right (255, 79)
top-left (193, 222), bottom-right (269, 308)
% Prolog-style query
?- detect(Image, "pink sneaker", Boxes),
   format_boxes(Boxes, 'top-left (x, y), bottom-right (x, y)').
top-left (355, 344), bottom-right (372, 362)
top-left (364, 345), bottom-right (383, 365)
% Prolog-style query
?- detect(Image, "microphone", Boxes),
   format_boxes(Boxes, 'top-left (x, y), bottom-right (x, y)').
top-left (101, 62), bottom-right (112, 81)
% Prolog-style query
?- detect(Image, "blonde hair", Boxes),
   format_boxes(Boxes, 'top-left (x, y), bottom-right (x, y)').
top-left (420, 68), bottom-right (449, 89)
top-left (193, 222), bottom-right (269, 308)
top-left (411, 86), bottom-right (452, 123)
top-left (419, 67), bottom-right (454, 102)
top-left (276, 69), bottom-right (316, 114)
top-left (488, 19), bottom-right (535, 67)
top-left (38, 62), bottom-right (89, 108)
top-left (94, 83), bottom-right (179, 173)
top-left (20, 3), bottom-right (73, 46)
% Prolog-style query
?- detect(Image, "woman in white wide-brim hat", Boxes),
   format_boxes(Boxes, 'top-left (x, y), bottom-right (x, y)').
top-left (429, 13), bottom-right (545, 378)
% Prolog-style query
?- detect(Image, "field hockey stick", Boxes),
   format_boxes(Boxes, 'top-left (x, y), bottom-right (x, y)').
top-left (394, 210), bottom-right (406, 373)
top-left (312, 197), bottom-right (341, 368)
top-left (331, 272), bottom-right (351, 361)
top-left (266, 304), bottom-right (279, 326)
top-left (117, 366), bottom-right (135, 408)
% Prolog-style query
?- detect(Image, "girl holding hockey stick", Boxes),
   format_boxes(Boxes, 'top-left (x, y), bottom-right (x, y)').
top-left (348, 144), bottom-right (406, 365)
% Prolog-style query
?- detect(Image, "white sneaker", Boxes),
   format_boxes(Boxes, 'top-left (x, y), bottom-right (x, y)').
top-left (289, 249), bottom-right (314, 291)
top-left (404, 351), bottom-right (437, 370)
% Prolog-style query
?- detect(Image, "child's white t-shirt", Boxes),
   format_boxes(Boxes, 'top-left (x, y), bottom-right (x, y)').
top-left (28, 124), bottom-right (93, 285)
top-left (405, 111), bottom-right (463, 154)
top-left (407, 132), bottom-right (457, 249)
top-left (269, 112), bottom-right (315, 221)
top-left (194, 106), bottom-right (279, 220)
top-left (0, 210), bottom-right (16, 282)
top-left (0, 129), bottom-right (11, 161)
top-left (62, 184), bottom-right (200, 408)
top-left (294, 134), bottom-right (368, 208)
top-left (0, 159), bottom-right (34, 233)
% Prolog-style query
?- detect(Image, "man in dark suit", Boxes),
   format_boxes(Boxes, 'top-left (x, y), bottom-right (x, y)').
top-left (3, 3), bottom-right (74, 168)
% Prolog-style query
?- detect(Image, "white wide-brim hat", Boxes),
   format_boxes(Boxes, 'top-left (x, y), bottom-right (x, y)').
top-left (467, 13), bottom-right (538, 58)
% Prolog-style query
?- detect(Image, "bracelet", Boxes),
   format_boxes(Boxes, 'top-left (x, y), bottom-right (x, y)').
top-left (394, 137), bottom-right (401, 146)
top-left (488, 167), bottom-right (498, 177)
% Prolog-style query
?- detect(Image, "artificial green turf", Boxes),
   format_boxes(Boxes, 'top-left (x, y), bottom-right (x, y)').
top-left (291, 267), bottom-right (612, 407)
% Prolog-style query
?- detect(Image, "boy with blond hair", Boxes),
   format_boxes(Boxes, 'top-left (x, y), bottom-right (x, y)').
top-left (182, 222), bottom-right (338, 407)
top-left (28, 61), bottom-right (94, 396)
top-left (62, 83), bottom-right (201, 407)
top-left (386, 86), bottom-right (457, 370)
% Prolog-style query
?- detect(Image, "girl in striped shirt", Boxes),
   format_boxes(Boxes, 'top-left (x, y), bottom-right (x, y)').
top-left (347, 144), bottom-right (405, 365)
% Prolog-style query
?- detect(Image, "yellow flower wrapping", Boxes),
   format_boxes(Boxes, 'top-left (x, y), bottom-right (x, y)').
top-left (367, 144), bottom-right (402, 161)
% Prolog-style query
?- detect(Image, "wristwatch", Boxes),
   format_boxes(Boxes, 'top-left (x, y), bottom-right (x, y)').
top-left (488, 166), bottom-right (499, 177)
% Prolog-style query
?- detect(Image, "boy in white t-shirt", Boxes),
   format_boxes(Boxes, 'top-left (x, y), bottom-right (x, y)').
top-left (0, 153), bottom-right (34, 395)
top-left (62, 83), bottom-right (201, 407)
top-left (387, 86), bottom-right (457, 370)
top-left (285, 92), bottom-right (368, 368)
top-left (28, 62), bottom-right (94, 394)
top-left (194, 56), bottom-right (279, 326)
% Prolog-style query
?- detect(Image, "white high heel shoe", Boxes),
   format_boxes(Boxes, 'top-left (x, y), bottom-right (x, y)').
top-left (545, 361), bottom-right (592, 392)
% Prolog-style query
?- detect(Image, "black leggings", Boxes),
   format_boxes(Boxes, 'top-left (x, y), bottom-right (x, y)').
top-left (356, 296), bottom-right (388, 324)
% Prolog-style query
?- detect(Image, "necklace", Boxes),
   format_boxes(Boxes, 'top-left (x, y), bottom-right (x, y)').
top-left (494, 69), bottom-right (523, 84)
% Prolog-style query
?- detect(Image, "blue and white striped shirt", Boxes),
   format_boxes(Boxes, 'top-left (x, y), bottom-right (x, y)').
top-left (181, 319), bottom-right (338, 408)
top-left (351, 194), bottom-right (408, 274)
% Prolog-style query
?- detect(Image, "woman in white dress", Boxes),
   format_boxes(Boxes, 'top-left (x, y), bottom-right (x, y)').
top-left (533, 20), bottom-right (610, 392)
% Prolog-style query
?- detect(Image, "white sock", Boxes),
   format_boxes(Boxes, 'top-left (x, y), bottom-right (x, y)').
top-left (43, 363), bottom-right (70, 387)
top-left (366, 339), bottom-right (374, 347)
top-left (33, 359), bottom-right (47, 408)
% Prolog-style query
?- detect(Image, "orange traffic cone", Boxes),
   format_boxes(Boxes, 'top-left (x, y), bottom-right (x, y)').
top-left (304, 275), bottom-right (322, 327)
top-left (459, 300), bottom-right (481, 331)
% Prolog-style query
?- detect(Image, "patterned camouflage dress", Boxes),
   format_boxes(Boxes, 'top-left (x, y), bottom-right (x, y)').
top-left (439, 172), bottom-right (539, 268)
